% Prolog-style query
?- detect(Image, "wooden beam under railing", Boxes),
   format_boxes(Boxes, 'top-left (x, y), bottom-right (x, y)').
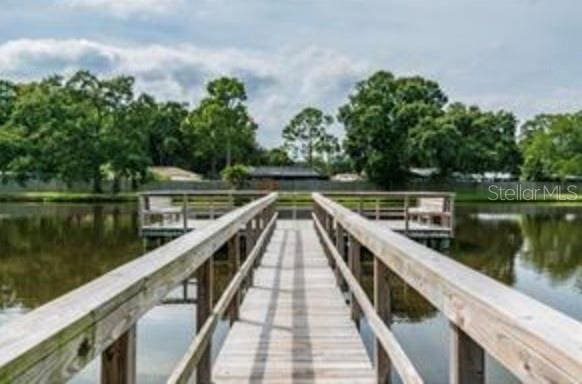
top-left (313, 192), bottom-right (582, 384)
top-left (0, 193), bottom-right (277, 384)
top-left (166, 210), bottom-right (278, 384)
top-left (313, 210), bottom-right (424, 384)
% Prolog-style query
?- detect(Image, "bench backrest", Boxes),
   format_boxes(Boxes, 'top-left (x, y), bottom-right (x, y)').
top-left (149, 196), bottom-right (174, 210)
top-left (417, 197), bottom-right (445, 211)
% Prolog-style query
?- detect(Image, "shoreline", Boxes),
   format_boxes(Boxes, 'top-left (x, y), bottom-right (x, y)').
top-left (1, 190), bottom-right (582, 204)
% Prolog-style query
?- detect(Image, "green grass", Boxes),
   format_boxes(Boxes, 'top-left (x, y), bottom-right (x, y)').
top-left (2, 189), bottom-right (582, 205)
top-left (0, 192), bottom-right (137, 203)
top-left (453, 189), bottom-right (582, 203)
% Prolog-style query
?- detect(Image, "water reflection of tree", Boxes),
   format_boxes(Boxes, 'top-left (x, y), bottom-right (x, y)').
top-left (450, 213), bottom-right (522, 286)
top-left (520, 214), bottom-right (582, 281)
top-left (0, 205), bottom-right (141, 310)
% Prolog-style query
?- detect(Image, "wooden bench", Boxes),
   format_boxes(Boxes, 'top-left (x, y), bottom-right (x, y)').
top-left (408, 197), bottom-right (446, 225)
top-left (146, 196), bottom-right (182, 224)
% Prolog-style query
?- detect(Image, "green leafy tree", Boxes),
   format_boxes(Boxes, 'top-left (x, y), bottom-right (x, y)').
top-left (4, 71), bottom-right (156, 192)
top-left (62, 70), bottom-right (113, 192)
top-left (106, 89), bottom-right (153, 192)
top-left (147, 100), bottom-right (189, 166)
top-left (7, 76), bottom-right (71, 182)
top-left (520, 112), bottom-right (582, 180)
top-left (409, 117), bottom-right (461, 176)
top-left (438, 103), bottom-right (520, 174)
top-left (338, 71), bottom-right (447, 186)
top-left (0, 80), bottom-right (17, 126)
top-left (0, 80), bottom-right (22, 177)
top-left (409, 103), bottom-right (521, 176)
top-left (221, 164), bottom-right (250, 189)
top-left (182, 77), bottom-right (257, 178)
top-left (283, 107), bottom-right (336, 167)
top-left (264, 146), bottom-right (293, 166)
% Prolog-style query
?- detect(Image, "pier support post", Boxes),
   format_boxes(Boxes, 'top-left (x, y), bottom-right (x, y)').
top-left (228, 234), bottom-right (241, 323)
top-left (101, 325), bottom-right (136, 384)
top-left (348, 234), bottom-right (362, 327)
top-left (374, 257), bottom-right (391, 384)
top-left (196, 257), bottom-right (213, 384)
top-left (450, 324), bottom-right (484, 384)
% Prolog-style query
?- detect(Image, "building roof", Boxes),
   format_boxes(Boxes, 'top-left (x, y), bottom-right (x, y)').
top-left (149, 166), bottom-right (203, 181)
top-left (331, 173), bottom-right (364, 182)
top-left (249, 166), bottom-right (325, 179)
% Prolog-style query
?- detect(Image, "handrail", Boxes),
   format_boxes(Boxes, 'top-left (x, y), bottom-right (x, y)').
top-left (313, 192), bottom-right (582, 383)
top-left (140, 190), bottom-right (268, 196)
top-left (323, 191), bottom-right (456, 197)
top-left (312, 212), bottom-right (423, 384)
top-left (0, 192), bottom-right (277, 383)
top-left (166, 211), bottom-right (278, 384)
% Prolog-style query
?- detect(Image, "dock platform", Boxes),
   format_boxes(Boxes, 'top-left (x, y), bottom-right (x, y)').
top-left (212, 220), bottom-right (375, 383)
top-left (141, 217), bottom-right (452, 240)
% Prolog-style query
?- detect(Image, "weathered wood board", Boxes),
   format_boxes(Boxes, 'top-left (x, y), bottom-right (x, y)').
top-left (213, 220), bottom-right (375, 383)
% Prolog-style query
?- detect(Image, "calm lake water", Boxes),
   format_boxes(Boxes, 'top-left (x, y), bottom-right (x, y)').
top-left (0, 202), bottom-right (580, 383)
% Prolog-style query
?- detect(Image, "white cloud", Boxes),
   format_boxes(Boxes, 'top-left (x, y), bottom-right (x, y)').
top-left (0, 38), bottom-right (368, 146)
top-left (57, 0), bottom-right (183, 18)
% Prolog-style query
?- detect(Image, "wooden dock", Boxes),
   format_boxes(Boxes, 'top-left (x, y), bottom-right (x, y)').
top-left (213, 220), bottom-right (375, 383)
top-left (140, 218), bottom-right (451, 240)
top-left (1, 192), bottom-right (581, 384)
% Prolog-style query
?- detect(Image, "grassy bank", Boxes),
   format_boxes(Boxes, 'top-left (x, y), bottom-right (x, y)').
top-left (0, 192), bottom-right (137, 203)
top-left (454, 190), bottom-right (582, 203)
top-left (1, 189), bottom-right (582, 204)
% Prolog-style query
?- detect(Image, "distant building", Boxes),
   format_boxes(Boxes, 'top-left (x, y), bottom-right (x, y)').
top-left (331, 173), bottom-right (364, 182)
top-left (249, 166), bottom-right (327, 181)
top-left (149, 166), bottom-right (203, 181)
top-left (410, 167), bottom-right (439, 179)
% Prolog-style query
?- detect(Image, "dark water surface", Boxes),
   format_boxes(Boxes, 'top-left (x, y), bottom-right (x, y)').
top-left (0, 203), bottom-right (580, 383)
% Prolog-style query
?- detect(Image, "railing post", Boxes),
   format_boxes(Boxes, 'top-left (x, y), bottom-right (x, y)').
top-left (293, 192), bottom-right (297, 220)
top-left (101, 325), bottom-right (137, 384)
top-left (209, 195), bottom-right (215, 219)
top-left (228, 233), bottom-right (241, 323)
top-left (375, 198), bottom-right (380, 220)
top-left (182, 194), bottom-right (188, 232)
top-left (138, 195), bottom-right (145, 237)
top-left (450, 324), bottom-right (484, 384)
top-left (348, 234), bottom-right (362, 327)
top-left (334, 222), bottom-right (345, 285)
top-left (374, 256), bottom-right (391, 384)
top-left (449, 195), bottom-right (455, 238)
top-left (246, 220), bottom-right (254, 287)
top-left (196, 257), bottom-right (213, 384)
top-left (404, 195), bottom-right (409, 235)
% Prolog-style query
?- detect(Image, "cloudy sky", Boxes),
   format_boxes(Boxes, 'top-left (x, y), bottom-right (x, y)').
top-left (1, 0), bottom-right (582, 146)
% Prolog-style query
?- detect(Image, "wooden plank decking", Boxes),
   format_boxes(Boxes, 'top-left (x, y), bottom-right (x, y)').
top-left (212, 220), bottom-right (375, 383)
top-left (141, 218), bottom-right (452, 239)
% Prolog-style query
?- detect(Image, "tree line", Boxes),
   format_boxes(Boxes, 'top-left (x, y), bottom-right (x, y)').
top-left (0, 69), bottom-right (578, 192)
top-left (0, 71), bottom-right (274, 192)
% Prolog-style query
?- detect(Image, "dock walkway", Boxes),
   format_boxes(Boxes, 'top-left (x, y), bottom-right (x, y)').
top-left (213, 220), bottom-right (374, 383)
top-left (2, 192), bottom-right (581, 384)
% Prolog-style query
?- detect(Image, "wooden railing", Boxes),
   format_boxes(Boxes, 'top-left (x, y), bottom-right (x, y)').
top-left (313, 192), bottom-right (582, 384)
top-left (324, 191), bottom-right (455, 237)
top-left (0, 192), bottom-right (278, 384)
top-left (312, 210), bottom-right (423, 384)
top-left (139, 190), bottom-right (269, 233)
